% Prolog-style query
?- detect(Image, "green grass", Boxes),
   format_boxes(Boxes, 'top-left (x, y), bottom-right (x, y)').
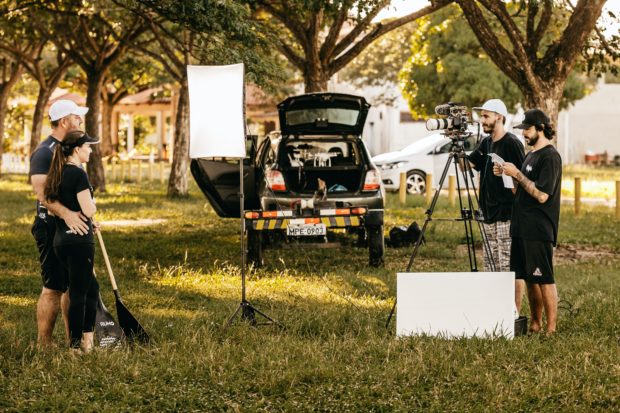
top-left (1, 173), bottom-right (619, 412)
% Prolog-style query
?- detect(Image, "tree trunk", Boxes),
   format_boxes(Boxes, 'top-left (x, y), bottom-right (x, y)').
top-left (85, 71), bottom-right (107, 192)
top-left (101, 93), bottom-right (114, 157)
top-left (304, 64), bottom-right (329, 93)
top-left (167, 79), bottom-right (190, 197)
top-left (521, 82), bottom-right (563, 133)
top-left (0, 65), bottom-right (24, 177)
top-left (30, 86), bottom-right (55, 156)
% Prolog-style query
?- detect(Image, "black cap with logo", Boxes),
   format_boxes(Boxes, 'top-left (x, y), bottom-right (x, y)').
top-left (514, 109), bottom-right (550, 129)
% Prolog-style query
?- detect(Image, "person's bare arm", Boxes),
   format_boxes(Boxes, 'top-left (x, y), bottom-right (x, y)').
top-left (76, 189), bottom-right (96, 218)
top-left (500, 163), bottom-right (549, 203)
top-left (31, 174), bottom-right (89, 234)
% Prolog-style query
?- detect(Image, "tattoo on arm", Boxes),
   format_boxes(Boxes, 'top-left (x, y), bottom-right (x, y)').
top-left (515, 171), bottom-right (549, 203)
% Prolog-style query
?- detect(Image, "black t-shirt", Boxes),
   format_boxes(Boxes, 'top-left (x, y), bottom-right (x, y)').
top-left (29, 136), bottom-right (60, 216)
top-left (53, 164), bottom-right (95, 246)
top-left (510, 145), bottom-right (562, 245)
top-left (468, 132), bottom-right (525, 223)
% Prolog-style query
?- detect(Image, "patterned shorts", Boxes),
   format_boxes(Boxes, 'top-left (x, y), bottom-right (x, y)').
top-left (481, 221), bottom-right (511, 272)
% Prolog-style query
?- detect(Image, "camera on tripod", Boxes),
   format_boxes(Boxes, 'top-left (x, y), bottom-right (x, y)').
top-left (425, 102), bottom-right (470, 136)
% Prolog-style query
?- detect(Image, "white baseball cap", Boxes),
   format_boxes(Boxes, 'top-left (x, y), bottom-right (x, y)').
top-left (472, 99), bottom-right (508, 118)
top-left (49, 99), bottom-right (89, 121)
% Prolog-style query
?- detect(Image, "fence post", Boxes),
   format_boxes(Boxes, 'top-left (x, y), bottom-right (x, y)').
top-left (137, 160), bottom-right (142, 183)
top-left (159, 161), bottom-right (165, 184)
top-left (425, 173), bottom-right (433, 206)
top-left (448, 175), bottom-right (456, 207)
top-left (574, 177), bottom-right (581, 215)
top-left (111, 159), bottom-right (116, 181)
top-left (120, 160), bottom-right (126, 182)
top-left (616, 180), bottom-right (620, 220)
top-left (399, 172), bottom-right (407, 205)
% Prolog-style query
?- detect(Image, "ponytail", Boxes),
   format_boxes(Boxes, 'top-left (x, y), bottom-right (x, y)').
top-left (44, 130), bottom-right (85, 202)
top-left (542, 124), bottom-right (555, 140)
top-left (44, 144), bottom-right (71, 202)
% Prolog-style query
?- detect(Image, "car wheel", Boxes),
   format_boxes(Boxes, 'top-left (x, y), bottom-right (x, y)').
top-left (406, 170), bottom-right (426, 195)
top-left (247, 229), bottom-right (264, 268)
top-left (367, 225), bottom-right (384, 267)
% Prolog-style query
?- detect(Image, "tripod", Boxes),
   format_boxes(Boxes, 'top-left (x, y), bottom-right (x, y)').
top-left (225, 159), bottom-right (280, 328)
top-left (385, 136), bottom-right (496, 327)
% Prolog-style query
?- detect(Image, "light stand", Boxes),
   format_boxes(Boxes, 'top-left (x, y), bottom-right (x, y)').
top-left (225, 158), bottom-right (280, 328)
top-left (385, 137), bottom-right (496, 328)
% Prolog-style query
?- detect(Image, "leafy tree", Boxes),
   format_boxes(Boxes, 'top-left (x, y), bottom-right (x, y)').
top-left (0, 8), bottom-right (72, 156)
top-left (399, 5), bottom-right (594, 117)
top-left (455, 0), bottom-right (614, 127)
top-left (247, 0), bottom-right (452, 92)
top-left (40, 0), bottom-right (148, 191)
top-left (124, 0), bottom-right (285, 197)
top-left (0, 16), bottom-right (29, 175)
top-left (339, 24), bottom-right (416, 105)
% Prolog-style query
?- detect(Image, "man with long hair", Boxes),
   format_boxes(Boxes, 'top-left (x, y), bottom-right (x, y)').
top-left (495, 109), bottom-right (562, 335)
top-left (29, 99), bottom-right (89, 346)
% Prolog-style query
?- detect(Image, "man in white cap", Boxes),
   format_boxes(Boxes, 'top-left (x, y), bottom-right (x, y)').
top-left (29, 99), bottom-right (90, 346)
top-left (467, 99), bottom-right (525, 312)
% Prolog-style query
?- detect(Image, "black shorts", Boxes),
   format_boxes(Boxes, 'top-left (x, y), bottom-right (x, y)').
top-left (510, 237), bottom-right (554, 284)
top-left (31, 216), bottom-right (69, 293)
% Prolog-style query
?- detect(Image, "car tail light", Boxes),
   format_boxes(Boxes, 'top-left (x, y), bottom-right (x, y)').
top-left (363, 169), bottom-right (381, 191)
top-left (244, 211), bottom-right (259, 219)
top-left (351, 207), bottom-right (367, 215)
top-left (266, 170), bottom-right (286, 192)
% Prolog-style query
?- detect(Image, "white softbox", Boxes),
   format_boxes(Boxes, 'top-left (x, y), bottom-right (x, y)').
top-left (187, 63), bottom-right (246, 159)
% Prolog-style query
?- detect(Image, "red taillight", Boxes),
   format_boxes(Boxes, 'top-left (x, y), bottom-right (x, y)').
top-left (262, 211), bottom-right (278, 218)
top-left (266, 170), bottom-right (286, 192)
top-left (351, 207), bottom-right (367, 215)
top-left (244, 211), bottom-right (259, 219)
top-left (363, 169), bottom-right (381, 191)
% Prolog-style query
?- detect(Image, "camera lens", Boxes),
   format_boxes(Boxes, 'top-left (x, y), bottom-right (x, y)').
top-left (426, 118), bottom-right (452, 131)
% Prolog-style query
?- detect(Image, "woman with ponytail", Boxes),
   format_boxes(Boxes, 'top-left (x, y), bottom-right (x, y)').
top-left (44, 130), bottom-right (100, 353)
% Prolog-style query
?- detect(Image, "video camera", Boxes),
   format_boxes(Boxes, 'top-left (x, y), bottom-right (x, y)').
top-left (425, 102), bottom-right (471, 137)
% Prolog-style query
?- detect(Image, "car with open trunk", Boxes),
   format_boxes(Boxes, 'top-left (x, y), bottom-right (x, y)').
top-left (190, 93), bottom-right (385, 267)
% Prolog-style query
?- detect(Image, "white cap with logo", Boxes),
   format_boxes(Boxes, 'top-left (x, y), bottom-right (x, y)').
top-left (472, 99), bottom-right (508, 118)
top-left (49, 99), bottom-right (89, 121)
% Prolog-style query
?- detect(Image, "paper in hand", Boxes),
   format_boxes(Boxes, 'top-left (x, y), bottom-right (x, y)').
top-left (488, 153), bottom-right (505, 165)
top-left (488, 153), bottom-right (514, 189)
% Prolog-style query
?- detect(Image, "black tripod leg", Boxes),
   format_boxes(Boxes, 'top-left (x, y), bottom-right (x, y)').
top-left (462, 158), bottom-right (497, 272)
top-left (453, 155), bottom-right (476, 271)
top-left (225, 304), bottom-right (243, 328)
top-left (385, 152), bottom-right (456, 328)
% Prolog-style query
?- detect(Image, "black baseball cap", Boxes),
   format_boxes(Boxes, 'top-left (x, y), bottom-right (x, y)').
top-left (61, 132), bottom-right (100, 149)
top-left (514, 109), bottom-right (550, 129)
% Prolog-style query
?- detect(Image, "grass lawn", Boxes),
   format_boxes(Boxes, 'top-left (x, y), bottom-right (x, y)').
top-left (0, 172), bottom-right (618, 412)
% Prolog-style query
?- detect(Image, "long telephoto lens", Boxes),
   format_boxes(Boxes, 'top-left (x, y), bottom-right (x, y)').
top-left (426, 118), bottom-right (453, 131)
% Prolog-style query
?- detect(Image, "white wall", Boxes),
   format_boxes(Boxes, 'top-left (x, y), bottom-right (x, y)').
top-left (557, 80), bottom-right (620, 164)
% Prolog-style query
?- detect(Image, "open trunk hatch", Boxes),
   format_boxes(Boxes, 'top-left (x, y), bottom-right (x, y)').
top-left (278, 93), bottom-right (370, 135)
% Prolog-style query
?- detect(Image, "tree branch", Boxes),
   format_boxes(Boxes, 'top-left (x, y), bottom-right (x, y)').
top-left (330, 0), bottom-right (452, 75)
top-left (319, 5), bottom-right (348, 61)
top-left (540, 0), bottom-right (606, 80)
top-left (332, 0), bottom-right (391, 59)
top-left (456, 0), bottom-right (530, 87)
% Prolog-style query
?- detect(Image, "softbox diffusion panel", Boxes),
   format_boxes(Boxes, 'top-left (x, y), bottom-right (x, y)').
top-left (187, 64), bottom-right (246, 159)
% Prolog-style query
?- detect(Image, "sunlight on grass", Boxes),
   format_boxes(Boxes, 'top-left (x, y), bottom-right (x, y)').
top-left (1, 172), bottom-right (619, 411)
top-left (0, 295), bottom-right (36, 307)
top-left (561, 179), bottom-right (617, 199)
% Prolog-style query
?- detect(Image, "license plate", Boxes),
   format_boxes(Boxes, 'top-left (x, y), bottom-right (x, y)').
top-left (287, 223), bottom-right (326, 236)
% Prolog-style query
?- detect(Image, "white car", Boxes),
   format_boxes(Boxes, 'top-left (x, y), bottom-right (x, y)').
top-left (372, 132), bottom-right (479, 194)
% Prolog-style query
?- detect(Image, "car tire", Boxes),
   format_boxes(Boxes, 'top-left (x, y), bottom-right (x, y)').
top-left (367, 225), bottom-right (384, 267)
top-left (406, 170), bottom-right (426, 195)
top-left (247, 229), bottom-right (264, 268)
